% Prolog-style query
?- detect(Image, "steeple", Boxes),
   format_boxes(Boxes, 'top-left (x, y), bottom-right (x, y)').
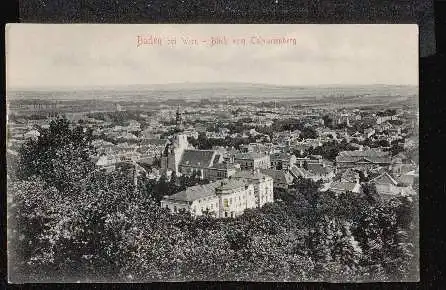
top-left (175, 105), bottom-right (183, 129)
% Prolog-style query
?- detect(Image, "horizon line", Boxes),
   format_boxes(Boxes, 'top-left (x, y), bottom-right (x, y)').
top-left (7, 81), bottom-right (418, 92)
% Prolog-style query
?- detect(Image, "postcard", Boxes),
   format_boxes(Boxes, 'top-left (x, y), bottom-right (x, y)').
top-left (6, 24), bottom-right (419, 283)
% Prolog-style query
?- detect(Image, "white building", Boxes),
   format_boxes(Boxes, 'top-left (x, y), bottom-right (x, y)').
top-left (161, 173), bottom-right (274, 218)
top-left (233, 152), bottom-right (270, 170)
top-left (232, 170), bottom-right (274, 208)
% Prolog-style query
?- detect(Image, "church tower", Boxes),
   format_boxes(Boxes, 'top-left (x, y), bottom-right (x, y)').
top-left (175, 105), bottom-right (184, 130)
top-left (160, 134), bottom-right (190, 173)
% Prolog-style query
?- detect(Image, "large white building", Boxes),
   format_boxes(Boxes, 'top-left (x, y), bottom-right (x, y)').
top-left (161, 171), bottom-right (274, 218)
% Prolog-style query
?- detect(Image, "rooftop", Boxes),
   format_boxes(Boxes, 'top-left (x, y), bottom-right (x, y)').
top-left (336, 149), bottom-right (391, 164)
top-left (307, 163), bottom-right (333, 175)
top-left (234, 152), bottom-right (269, 160)
top-left (329, 181), bottom-right (359, 192)
top-left (289, 165), bottom-right (311, 178)
top-left (215, 178), bottom-right (249, 192)
top-left (270, 152), bottom-right (294, 161)
top-left (164, 182), bottom-right (221, 202)
top-left (139, 138), bottom-right (168, 146)
top-left (260, 169), bottom-right (294, 185)
top-left (180, 149), bottom-right (216, 168)
top-left (210, 162), bottom-right (237, 170)
top-left (370, 172), bottom-right (399, 186)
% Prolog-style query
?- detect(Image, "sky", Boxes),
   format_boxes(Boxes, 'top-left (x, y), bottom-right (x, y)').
top-left (6, 24), bottom-right (418, 89)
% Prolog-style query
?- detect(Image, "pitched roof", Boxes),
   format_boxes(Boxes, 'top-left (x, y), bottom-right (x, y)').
top-left (336, 149), bottom-right (391, 164)
top-left (307, 163), bottom-right (333, 175)
top-left (165, 182), bottom-right (220, 202)
top-left (329, 181), bottom-right (359, 192)
top-left (260, 169), bottom-right (294, 185)
top-left (338, 149), bottom-right (389, 158)
top-left (289, 165), bottom-right (311, 179)
top-left (370, 172), bottom-right (398, 186)
top-left (340, 169), bottom-right (359, 182)
top-left (215, 179), bottom-right (249, 191)
top-left (180, 149), bottom-right (216, 168)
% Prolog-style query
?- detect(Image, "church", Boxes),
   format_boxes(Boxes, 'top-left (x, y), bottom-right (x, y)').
top-left (160, 107), bottom-right (235, 180)
top-left (160, 134), bottom-right (238, 180)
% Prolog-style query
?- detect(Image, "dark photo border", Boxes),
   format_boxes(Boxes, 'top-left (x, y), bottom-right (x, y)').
top-left (2, 0), bottom-right (445, 289)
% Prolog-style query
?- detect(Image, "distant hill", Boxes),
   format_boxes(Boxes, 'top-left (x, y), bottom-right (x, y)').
top-left (7, 83), bottom-right (418, 107)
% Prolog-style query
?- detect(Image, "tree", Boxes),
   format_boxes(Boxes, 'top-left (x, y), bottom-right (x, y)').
top-left (292, 177), bottom-right (322, 212)
top-left (353, 198), bottom-right (418, 281)
top-left (307, 216), bottom-right (363, 280)
top-left (322, 115), bottom-right (334, 129)
top-left (17, 117), bottom-right (96, 192)
top-left (300, 127), bottom-right (318, 140)
top-left (361, 183), bottom-right (380, 203)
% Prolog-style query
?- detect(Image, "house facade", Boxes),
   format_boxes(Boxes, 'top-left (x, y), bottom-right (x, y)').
top-left (260, 169), bottom-right (294, 190)
top-left (232, 170), bottom-right (274, 208)
top-left (161, 177), bottom-right (271, 218)
top-left (270, 152), bottom-right (297, 170)
top-left (233, 152), bottom-right (270, 170)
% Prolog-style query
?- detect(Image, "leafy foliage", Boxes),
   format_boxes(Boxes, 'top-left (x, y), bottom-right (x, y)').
top-left (17, 117), bottom-right (96, 192)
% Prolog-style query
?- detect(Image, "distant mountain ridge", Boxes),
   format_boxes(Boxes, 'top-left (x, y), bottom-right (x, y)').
top-left (8, 82), bottom-right (417, 93)
top-left (7, 83), bottom-right (418, 107)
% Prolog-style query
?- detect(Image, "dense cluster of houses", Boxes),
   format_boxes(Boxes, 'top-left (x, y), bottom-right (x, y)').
top-left (7, 101), bottom-right (418, 219)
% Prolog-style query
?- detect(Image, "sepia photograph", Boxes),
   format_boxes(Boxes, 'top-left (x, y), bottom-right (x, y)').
top-left (6, 24), bottom-right (419, 283)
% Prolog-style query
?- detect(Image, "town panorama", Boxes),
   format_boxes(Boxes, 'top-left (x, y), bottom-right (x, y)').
top-left (7, 83), bottom-right (419, 282)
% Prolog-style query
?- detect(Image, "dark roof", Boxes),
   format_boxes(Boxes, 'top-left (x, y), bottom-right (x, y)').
top-left (215, 179), bottom-right (248, 191)
top-left (289, 165), bottom-right (310, 178)
top-left (180, 149), bottom-right (216, 168)
top-left (234, 152), bottom-right (269, 160)
top-left (165, 182), bottom-right (220, 202)
top-left (336, 149), bottom-right (391, 164)
top-left (260, 169), bottom-right (294, 185)
top-left (210, 162), bottom-right (236, 170)
top-left (307, 163), bottom-right (333, 175)
top-left (212, 154), bottom-right (221, 166)
top-left (270, 152), bottom-right (294, 161)
top-left (139, 138), bottom-right (168, 146)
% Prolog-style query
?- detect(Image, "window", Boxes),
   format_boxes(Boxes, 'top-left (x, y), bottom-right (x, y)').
top-left (174, 206), bottom-right (177, 212)
top-left (225, 212), bottom-right (228, 217)
top-left (223, 199), bottom-right (229, 207)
